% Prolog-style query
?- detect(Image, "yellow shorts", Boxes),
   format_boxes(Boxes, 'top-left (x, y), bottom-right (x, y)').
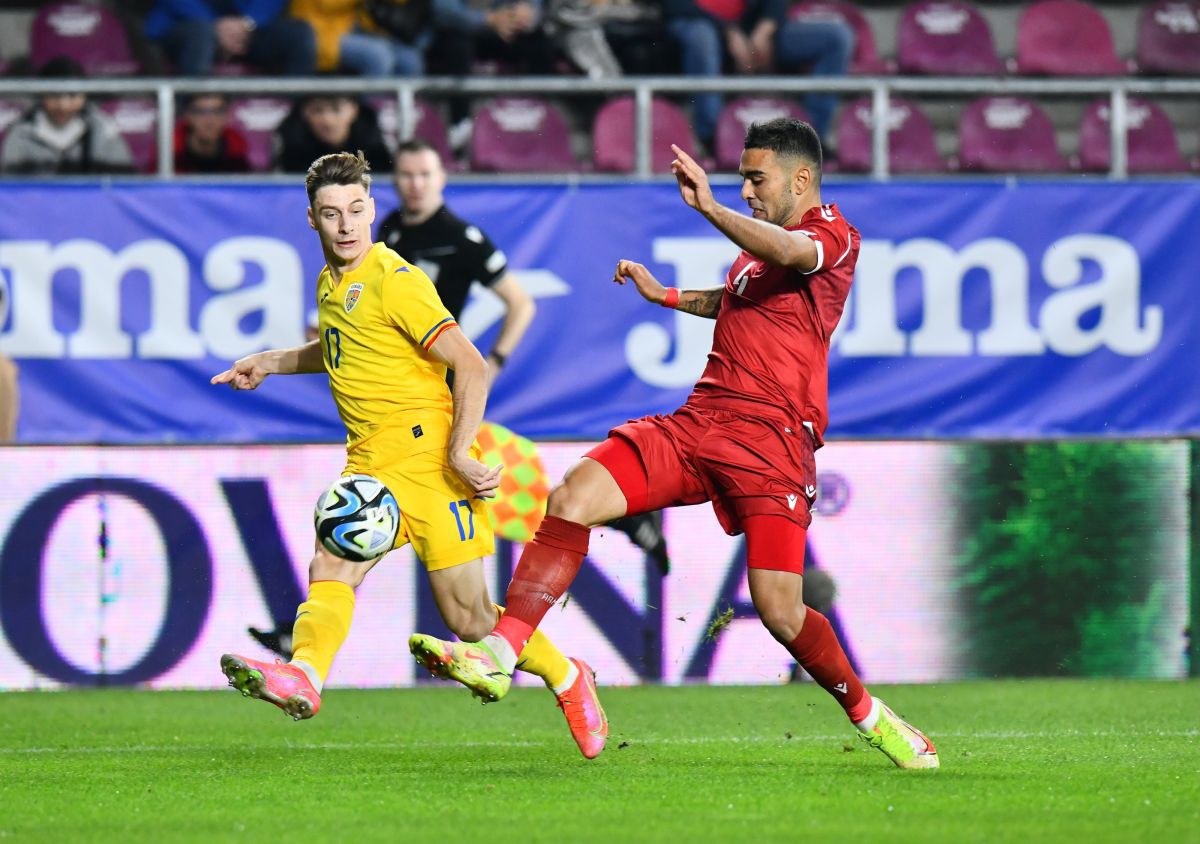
top-left (345, 439), bottom-right (495, 571)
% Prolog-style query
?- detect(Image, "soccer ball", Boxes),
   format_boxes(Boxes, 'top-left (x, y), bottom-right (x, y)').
top-left (313, 474), bottom-right (400, 562)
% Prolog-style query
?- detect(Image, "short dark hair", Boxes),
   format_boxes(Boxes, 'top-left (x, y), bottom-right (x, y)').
top-left (394, 138), bottom-right (440, 160)
top-left (305, 150), bottom-right (371, 204)
top-left (38, 56), bottom-right (85, 79)
top-left (744, 118), bottom-right (823, 171)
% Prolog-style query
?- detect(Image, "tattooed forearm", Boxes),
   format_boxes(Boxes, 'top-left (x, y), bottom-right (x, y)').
top-left (676, 288), bottom-right (724, 319)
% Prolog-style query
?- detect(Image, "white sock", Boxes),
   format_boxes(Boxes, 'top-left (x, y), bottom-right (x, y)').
top-left (290, 659), bottom-right (323, 693)
top-left (853, 697), bottom-right (881, 733)
top-left (482, 633), bottom-right (518, 674)
top-left (549, 660), bottom-right (580, 696)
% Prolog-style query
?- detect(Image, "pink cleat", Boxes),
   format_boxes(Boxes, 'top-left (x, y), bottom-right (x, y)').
top-left (555, 658), bottom-right (608, 759)
top-left (220, 653), bottom-right (321, 721)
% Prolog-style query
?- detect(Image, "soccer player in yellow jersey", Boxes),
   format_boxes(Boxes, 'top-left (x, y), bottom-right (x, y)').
top-left (212, 151), bottom-right (608, 759)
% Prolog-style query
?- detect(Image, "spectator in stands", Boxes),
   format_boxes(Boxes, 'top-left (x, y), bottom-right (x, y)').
top-left (175, 94), bottom-right (251, 173)
top-left (275, 93), bottom-right (392, 172)
top-left (663, 0), bottom-right (853, 148)
top-left (145, 0), bottom-right (317, 76)
top-left (290, 0), bottom-right (428, 77)
top-left (0, 57), bottom-right (134, 175)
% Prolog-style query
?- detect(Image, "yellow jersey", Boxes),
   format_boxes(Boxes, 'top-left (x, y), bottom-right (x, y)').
top-left (316, 242), bottom-right (458, 466)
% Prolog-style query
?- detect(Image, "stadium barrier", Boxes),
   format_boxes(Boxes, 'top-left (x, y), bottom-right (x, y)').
top-left (0, 440), bottom-right (1192, 691)
top-left (1, 75), bottom-right (1199, 179)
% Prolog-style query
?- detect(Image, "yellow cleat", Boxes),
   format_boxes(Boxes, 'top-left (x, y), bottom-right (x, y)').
top-left (409, 634), bottom-right (513, 703)
top-left (858, 697), bottom-right (939, 769)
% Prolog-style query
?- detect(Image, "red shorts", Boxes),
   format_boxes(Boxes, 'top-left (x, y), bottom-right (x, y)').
top-left (587, 405), bottom-right (817, 536)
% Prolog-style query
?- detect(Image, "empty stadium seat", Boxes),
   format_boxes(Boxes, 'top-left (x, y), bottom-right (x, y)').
top-left (959, 96), bottom-right (1067, 172)
top-left (227, 97), bottom-right (291, 172)
top-left (369, 96), bottom-right (454, 167)
top-left (1078, 98), bottom-right (1189, 173)
top-left (715, 97), bottom-right (808, 171)
top-left (835, 97), bottom-right (946, 174)
top-left (897, 0), bottom-right (1002, 75)
top-left (1136, 0), bottom-right (1200, 75)
top-left (592, 96), bottom-right (699, 173)
top-left (31, 2), bottom-right (139, 76)
top-left (100, 97), bottom-right (156, 173)
top-left (1016, 0), bottom-right (1126, 75)
top-left (789, 0), bottom-right (891, 74)
top-left (470, 97), bottom-right (578, 173)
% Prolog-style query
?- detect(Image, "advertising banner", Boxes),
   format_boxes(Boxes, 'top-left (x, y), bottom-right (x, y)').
top-left (0, 441), bottom-right (1188, 690)
top-left (1, 181), bottom-right (1197, 443)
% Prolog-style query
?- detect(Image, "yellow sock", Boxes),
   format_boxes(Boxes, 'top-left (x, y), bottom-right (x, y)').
top-left (496, 604), bottom-right (572, 690)
top-left (290, 580), bottom-right (355, 686)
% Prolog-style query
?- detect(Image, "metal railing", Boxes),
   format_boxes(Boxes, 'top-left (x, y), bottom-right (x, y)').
top-left (1, 74), bottom-right (1198, 180)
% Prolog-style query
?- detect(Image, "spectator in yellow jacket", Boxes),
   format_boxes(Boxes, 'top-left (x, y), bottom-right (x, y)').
top-left (290, 0), bottom-right (428, 75)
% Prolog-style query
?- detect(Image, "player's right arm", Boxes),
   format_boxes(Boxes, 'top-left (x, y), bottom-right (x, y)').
top-left (210, 340), bottom-right (325, 390)
top-left (613, 259), bottom-right (723, 319)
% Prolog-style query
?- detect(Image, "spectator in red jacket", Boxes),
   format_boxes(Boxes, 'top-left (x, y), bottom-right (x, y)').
top-left (175, 94), bottom-right (251, 173)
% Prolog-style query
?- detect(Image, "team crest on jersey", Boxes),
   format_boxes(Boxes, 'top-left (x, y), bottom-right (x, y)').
top-left (344, 283), bottom-right (364, 313)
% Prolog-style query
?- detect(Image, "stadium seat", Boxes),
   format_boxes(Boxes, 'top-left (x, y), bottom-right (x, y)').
top-left (368, 96), bottom-right (454, 167)
top-left (1015, 0), bottom-right (1126, 75)
top-left (100, 97), bottom-right (157, 173)
top-left (835, 96), bottom-right (946, 174)
top-left (31, 2), bottom-right (139, 76)
top-left (789, 0), bottom-right (891, 74)
top-left (1136, 0), bottom-right (1200, 75)
top-left (1078, 98), bottom-right (1189, 173)
top-left (227, 97), bottom-right (291, 172)
top-left (897, 0), bottom-right (1002, 75)
top-left (715, 97), bottom-right (808, 171)
top-left (592, 96), bottom-right (699, 173)
top-left (469, 97), bottom-right (578, 173)
top-left (958, 96), bottom-right (1067, 172)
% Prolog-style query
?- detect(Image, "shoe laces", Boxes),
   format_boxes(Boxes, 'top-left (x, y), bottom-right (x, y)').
top-left (556, 693), bottom-right (592, 730)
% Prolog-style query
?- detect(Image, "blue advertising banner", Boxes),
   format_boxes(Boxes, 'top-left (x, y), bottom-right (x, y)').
top-left (0, 180), bottom-right (1196, 443)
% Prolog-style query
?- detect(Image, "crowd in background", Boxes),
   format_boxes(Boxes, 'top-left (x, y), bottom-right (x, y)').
top-left (0, 0), bottom-right (856, 175)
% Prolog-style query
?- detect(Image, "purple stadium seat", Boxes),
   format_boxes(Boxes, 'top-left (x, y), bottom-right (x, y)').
top-left (100, 98), bottom-right (157, 173)
top-left (715, 97), bottom-right (808, 171)
top-left (897, 0), bottom-right (1002, 75)
top-left (592, 96), bottom-right (699, 173)
top-left (469, 97), bottom-right (578, 173)
top-left (228, 97), bottom-right (291, 172)
top-left (1137, 1), bottom-right (1200, 75)
top-left (789, 0), bottom-right (891, 74)
top-left (959, 97), bottom-right (1067, 172)
top-left (1016, 0), bottom-right (1125, 76)
top-left (31, 2), bottom-right (139, 76)
top-left (1078, 98), bottom-right (1188, 173)
top-left (369, 96), bottom-right (455, 167)
top-left (835, 97), bottom-right (945, 174)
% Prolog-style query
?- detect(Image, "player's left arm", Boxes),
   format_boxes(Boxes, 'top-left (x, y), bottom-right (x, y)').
top-left (486, 272), bottom-right (536, 386)
top-left (670, 144), bottom-right (821, 273)
top-left (427, 327), bottom-right (502, 498)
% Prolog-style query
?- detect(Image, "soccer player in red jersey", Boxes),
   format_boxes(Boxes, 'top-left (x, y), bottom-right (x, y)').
top-left (410, 118), bottom-right (938, 769)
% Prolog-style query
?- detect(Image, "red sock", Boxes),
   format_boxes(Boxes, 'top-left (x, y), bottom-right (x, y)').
top-left (492, 516), bottom-right (590, 653)
top-left (787, 609), bottom-right (873, 723)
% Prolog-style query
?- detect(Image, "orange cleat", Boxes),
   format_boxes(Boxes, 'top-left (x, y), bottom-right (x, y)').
top-left (220, 653), bottom-right (321, 721)
top-left (555, 658), bottom-right (608, 759)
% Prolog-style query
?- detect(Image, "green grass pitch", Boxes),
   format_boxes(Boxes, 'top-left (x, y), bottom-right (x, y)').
top-left (1, 679), bottom-right (1196, 843)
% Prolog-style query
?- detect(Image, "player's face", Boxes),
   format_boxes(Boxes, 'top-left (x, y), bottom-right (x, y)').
top-left (739, 148), bottom-right (796, 227)
top-left (394, 150), bottom-right (446, 216)
top-left (308, 183), bottom-right (376, 267)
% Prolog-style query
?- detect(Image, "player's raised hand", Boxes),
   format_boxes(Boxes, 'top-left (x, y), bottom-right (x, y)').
top-left (450, 453), bottom-right (503, 499)
top-left (671, 144), bottom-right (715, 215)
top-left (613, 259), bottom-right (669, 305)
top-left (211, 355), bottom-right (269, 390)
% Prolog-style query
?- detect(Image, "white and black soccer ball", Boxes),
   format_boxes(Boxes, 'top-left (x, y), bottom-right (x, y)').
top-left (313, 474), bottom-right (400, 562)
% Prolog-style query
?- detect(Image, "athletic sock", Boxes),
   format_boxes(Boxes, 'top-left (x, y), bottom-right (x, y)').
top-left (492, 516), bottom-right (590, 654)
top-left (496, 604), bottom-right (574, 691)
top-left (289, 580), bottom-right (355, 690)
top-left (786, 609), bottom-right (873, 724)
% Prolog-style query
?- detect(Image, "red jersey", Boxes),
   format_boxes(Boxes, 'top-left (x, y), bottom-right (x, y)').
top-left (685, 202), bottom-right (859, 444)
